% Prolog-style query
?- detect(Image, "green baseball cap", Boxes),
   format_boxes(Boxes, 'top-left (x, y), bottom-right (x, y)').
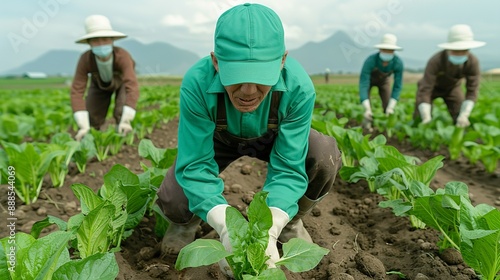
top-left (214, 3), bottom-right (285, 86)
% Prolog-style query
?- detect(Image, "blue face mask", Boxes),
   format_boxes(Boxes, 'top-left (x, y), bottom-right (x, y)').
top-left (379, 53), bottom-right (394, 62)
top-left (448, 55), bottom-right (468, 65)
top-left (91, 44), bottom-right (113, 58)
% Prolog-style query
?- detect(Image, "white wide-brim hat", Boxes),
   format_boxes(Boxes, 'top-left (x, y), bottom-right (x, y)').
top-left (76, 15), bottom-right (127, 44)
top-left (437, 24), bottom-right (485, 50)
top-left (373, 33), bottom-right (402, 50)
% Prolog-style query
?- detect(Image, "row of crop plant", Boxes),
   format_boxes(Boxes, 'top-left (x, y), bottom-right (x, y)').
top-left (0, 86), bottom-right (180, 204)
top-left (0, 86), bottom-right (180, 144)
top-left (0, 139), bottom-right (175, 279)
top-left (312, 117), bottom-right (500, 280)
top-left (314, 81), bottom-right (500, 173)
top-left (2, 129), bottom-right (498, 279)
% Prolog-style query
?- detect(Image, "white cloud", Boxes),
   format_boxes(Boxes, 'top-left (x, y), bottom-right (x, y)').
top-left (161, 14), bottom-right (187, 27)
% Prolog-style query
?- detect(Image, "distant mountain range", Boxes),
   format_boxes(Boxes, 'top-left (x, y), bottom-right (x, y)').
top-left (4, 40), bottom-right (200, 77)
top-left (288, 31), bottom-right (426, 74)
top-left (288, 31), bottom-right (500, 74)
top-left (4, 31), bottom-right (499, 76)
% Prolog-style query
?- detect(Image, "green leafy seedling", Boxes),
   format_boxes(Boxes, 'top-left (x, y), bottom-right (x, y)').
top-left (175, 191), bottom-right (329, 279)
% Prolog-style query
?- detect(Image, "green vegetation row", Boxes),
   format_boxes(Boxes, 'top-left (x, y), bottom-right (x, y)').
top-left (314, 75), bottom-right (500, 173)
top-left (0, 86), bottom-right (180, 204)
top-left (3, 131), bottom-right (498, 279)
top-left (0, 75), bottom-right (499, 278)
top-left (0, 139), bottom-right (175, 280)
top-left (0, 86), bottom-right (179, 143)
top-left (312, 118), bottom-right (500, 280)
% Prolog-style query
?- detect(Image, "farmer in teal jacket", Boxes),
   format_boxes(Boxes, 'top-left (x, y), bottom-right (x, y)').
top-left (359, 33), bottom-right (404, 129)
top-left (156, 3), bottom-right (342, 275)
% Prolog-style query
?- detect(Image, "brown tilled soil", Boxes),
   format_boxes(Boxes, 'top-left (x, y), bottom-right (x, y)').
top-left (1, 117), bottom-right (499, 280)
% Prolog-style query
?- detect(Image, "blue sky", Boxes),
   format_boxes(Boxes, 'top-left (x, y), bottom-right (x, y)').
top-left (1, 0), bottom-right (499, 73)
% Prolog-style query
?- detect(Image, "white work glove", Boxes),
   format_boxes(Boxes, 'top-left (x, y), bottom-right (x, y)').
top-left (74, 111), bottom-right (90, 141)
top-left (385, 98), bottom-right (398, 115)
top-left (456, 100), bottom-right (474, 128)
top-left (266, 207), bottom-right (290, 268)
top-left (117, 105), bottom-right (136, 135)
top-left (361, 99), bottom-right (372, 121)
top-left (207, 204), bottom-right (233, 277)
top-left (418, 103), bottom-right (432, 124)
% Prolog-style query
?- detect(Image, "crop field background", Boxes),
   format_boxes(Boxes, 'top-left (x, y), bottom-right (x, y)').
top-left (0, 73), bottom-right (499, 280)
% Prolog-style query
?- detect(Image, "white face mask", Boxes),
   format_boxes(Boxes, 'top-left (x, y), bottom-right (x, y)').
top-left (91, 44), bottom-right (113, 58)
top-left (379, 53), bottom-right (394, 62)
top-left (448, 55), bottom-right (468, 65)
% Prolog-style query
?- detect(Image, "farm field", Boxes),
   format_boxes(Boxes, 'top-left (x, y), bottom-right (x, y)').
top-left (1, 74), bottom-right (499, 280)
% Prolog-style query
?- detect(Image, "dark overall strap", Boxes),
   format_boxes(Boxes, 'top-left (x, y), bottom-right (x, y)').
top-left (216, 93), bottom-right (228, 131)
top-left (216, 91), bottom-right (282, 132)
top-left (372, 67), bottom-right (393, 79)
top-left (440, 50), bottom-right (448, 74)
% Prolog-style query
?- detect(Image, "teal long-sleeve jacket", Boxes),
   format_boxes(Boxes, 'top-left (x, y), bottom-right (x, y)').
top-left (359, 52), bottom-right (404, 102)
top-left (175, 56), bottom-right (316, 222)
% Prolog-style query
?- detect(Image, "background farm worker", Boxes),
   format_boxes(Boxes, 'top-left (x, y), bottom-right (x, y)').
top-left (325, 67), bottom-right (331, 83)
top-left (71, 15), bottom-right (139, 141)
top-left (156, 3), bottom-right (342, 275)
top-left (359, 33), bottom-right (404, 129)
top-left (413, 24), bottom-right (485, 127)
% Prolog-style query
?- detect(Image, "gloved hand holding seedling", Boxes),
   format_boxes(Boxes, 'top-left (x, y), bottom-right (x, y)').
top-left (175, 191), bottom-right (329, 279)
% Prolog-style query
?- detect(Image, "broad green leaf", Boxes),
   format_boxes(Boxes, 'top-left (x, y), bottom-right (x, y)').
top-left (411, 194), bottom-right (461, 250)
top-left (276, 238), bottom-right (329, 272)
top-left (138, 140), bottom-right (177, 169)
top-left (247, 191), bottom-right (272, 245)
top-left (408, 181), bottom-right (434, 197)
top-left (158, 148), bottom-right (177, 169)
top-left (340, 156), bottom-right (380, 188)
top-left (52, 252), bottom-right (118, 280)
top-left (242, 268), bottom-right (286, 279)
top-left (449, 126), bottom-right (465, 160)
top-left (77, 204), bottom-right (114, 258)
top-left (15, 231), bottom-right (72, 280)
top-left (73, 134), bottom-right (97, 173)
top-left (71, 184), bottom-right (104, 214)
top-left (246, 243), bottom-right (266, 274)
top-left (414, 155), bottom-right (444, 185)
top-left (3, 142), bottom-right (60, 204)
top-left (378, 199), bottom-right (412, 216)
top-left (152, 204), bottom-right (170, 237)
top-left (175, 239), bottom-right (231, 270)
top-left (338, 165), bottom-right (360, 182)
top-left (30, 215), bottom-right (68, 239)
top-left (138, 139), bottom-right (165, 167)
top-left (103, 164), bottom-right (140, 189)
top-left (1, 233), bottom-right (36, 279)
top-left (460, 196), bottom-right (500, 280)
top-left (0, 238), bottom-right (11, 280)
top-left (138, 167), bottom-right (166, 189)
top-left (124, 199), bottom-right (149, 229)
top-left (226, 206), bottom-right (250, 256)
top-left (444, 181), bottom-right (469, 197)
top-left (375, 145), bottom-right (408, 163)
top-left (67, 213), bottom-right (85, 231)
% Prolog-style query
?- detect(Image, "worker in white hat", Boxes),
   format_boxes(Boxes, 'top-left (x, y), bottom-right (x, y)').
top-left (413, 24), bottom-right (485, 127)
top-left (71, 15), bottom-right (139, 141)
top-left (359, 33), bottom-right (404, 130)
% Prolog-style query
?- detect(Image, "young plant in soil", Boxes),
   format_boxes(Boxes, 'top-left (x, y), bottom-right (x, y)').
top-left (175, 191), bottom-right (329, 279)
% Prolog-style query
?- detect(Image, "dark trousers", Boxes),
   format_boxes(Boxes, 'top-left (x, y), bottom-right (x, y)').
top-left (86, 83), bottom-right (127, 129)
top-left (369, 80), bottom-right (391, 112)
top-left (413, 85), bottom-right (464, 123)
top-left (156, 129), bottom-right (342, 224)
